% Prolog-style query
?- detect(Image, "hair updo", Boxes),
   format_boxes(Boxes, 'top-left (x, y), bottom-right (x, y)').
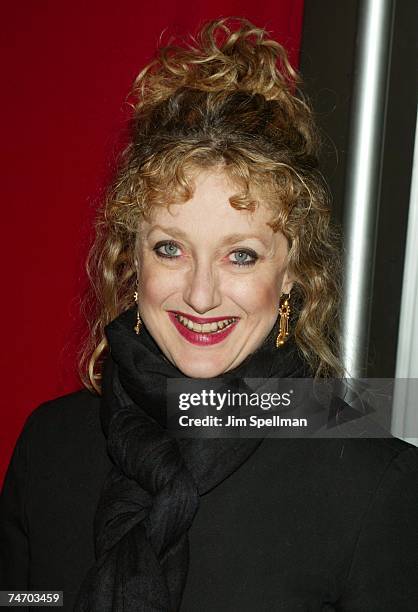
top-left (79, 17), bottom-right (343, 393)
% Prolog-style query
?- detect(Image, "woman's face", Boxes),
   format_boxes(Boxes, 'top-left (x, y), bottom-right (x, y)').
top-left (135, 168), bottom-right (293, 378)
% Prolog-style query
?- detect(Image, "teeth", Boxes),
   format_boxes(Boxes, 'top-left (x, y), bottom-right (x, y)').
top-left (176, 314), bottom-right (237, 333)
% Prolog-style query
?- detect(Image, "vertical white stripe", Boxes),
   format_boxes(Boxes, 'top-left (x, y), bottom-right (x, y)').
top-left (392, 107), bottom-right (418, 446)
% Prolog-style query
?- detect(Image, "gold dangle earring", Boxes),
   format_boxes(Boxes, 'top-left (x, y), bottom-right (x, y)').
top-left (133, 291), bottom-right (142, 335)
top-left (276, 292), bottom-right (291, 348)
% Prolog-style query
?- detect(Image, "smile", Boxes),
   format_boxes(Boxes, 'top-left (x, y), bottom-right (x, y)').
top-left (168, 312), bottom-right (240, 346)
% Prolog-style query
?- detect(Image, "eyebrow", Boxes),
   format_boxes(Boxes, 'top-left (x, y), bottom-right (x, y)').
top-left (147, 225), bottom-right (270, 247)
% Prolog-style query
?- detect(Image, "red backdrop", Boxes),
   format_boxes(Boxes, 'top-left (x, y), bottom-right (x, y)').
top-left (1, 0), bottom-right (304, 485)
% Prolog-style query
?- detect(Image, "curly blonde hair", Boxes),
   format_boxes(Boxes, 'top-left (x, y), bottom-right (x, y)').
top-left (79, 17), bottom-right (344, 394)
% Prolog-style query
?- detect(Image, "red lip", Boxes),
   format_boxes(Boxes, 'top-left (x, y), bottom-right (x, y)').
top-left (168, 311), bottom-right (239, 346)
top-left (169, 310), bottom-right (239, 324)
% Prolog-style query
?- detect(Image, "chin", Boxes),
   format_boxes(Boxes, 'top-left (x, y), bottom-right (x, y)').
top-left (172, 354), bottom-right (230, 379)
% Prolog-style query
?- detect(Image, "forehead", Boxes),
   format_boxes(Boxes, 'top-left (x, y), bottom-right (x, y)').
top-left (140, 169), bottom-right (276, 239)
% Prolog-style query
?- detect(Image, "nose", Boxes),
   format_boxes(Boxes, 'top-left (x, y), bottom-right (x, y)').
top-left (182, 260), bottom-right (222, 314)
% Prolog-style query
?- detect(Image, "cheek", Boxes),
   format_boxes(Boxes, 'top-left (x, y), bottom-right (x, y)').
top-left (227, 275), bottom-right (279, 313)
top-left (137, 256), bottom-right (180, 305)
top-left (140, 272), bottom-right (169, 305)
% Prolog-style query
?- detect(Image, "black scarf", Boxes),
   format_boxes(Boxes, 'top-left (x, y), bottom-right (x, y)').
top-left (74, 307), bottom-right (310, 611)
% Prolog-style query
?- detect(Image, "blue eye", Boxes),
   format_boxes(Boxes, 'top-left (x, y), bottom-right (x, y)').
top-left (153, 242), bottom-right (258, 267)
top-left (230, 250), bottom-right (258, 266)
top-left (154, 241), bottom-right (181, 258)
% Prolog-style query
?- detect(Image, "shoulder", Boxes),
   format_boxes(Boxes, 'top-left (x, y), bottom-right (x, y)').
top-left (261, 435), bottom-right (418, 478)
top-left (17, 389), bottom-right (105, 467)
top-left (256, 435), bottom-right (418, 517)
top-left (9, 390), bottom-right (112, 506)
top-left (327, 436), bottom-right (418, 471)
top-left (332, 437), bottom-right (418, 510)
top-left (336, 436), bottom-right (418, 483)
top-left (316, 436), bottom-right (418, 494)
top-left (1, 389), bottom-right (108, 522)
top-left (23, 388), bottom-right (101, 437)
top-left (334, 438), bottom-right (418, 607)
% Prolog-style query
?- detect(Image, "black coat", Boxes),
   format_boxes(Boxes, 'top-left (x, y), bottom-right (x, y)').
top-left (1, 389), bottom-right (418, 611)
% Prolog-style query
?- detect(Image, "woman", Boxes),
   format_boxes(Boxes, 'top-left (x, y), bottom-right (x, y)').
top-left (1, 17), bottom-right (418, 611)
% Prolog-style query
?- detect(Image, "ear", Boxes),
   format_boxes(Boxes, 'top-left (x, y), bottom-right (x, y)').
top-left (281, 269), bottom-right (294, 295)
